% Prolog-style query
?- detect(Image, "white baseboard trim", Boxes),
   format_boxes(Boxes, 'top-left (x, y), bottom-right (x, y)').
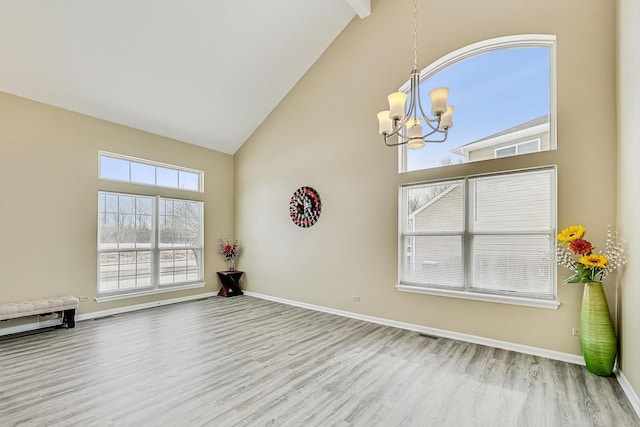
top-left (0, 319), bottom-right (63, 337)
top-left (244, 291), bottom-right (585, 366)
top-left (616, 370), bottom-right (640, 418)
top-left (76, 291), bottom-right (218, 321)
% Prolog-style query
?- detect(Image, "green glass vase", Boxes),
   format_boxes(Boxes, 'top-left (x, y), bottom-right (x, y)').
top-left (579, 282), bottom-right (617, 376)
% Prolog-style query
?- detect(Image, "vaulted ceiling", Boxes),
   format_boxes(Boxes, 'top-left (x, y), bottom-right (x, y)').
top-left (0, 0), bottom-right (370, 154)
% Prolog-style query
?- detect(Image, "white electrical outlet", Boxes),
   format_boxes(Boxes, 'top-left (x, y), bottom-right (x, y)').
top-left (572, 328), bottom-right (580, 336)
top-left (352, 296), bottom-right (360, 302)
top-left (79, 296), bottom-right (89, 302)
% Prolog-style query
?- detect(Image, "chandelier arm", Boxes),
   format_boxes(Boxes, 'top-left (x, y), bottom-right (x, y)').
top-left (407, 71), bottom-right (420, 120)
top-left (394, 128), bottom-right (412, 140)
top-left (394, 115), bottom-right (410, 132)
top-left (423, 130), bottom-right (449, 143)
top-left (384, 124), bottom-right (410, 141)
top-left (422, 127), bottom-right (441, 138)
top-left (384, 132), bottom-right (448, 146)
top-left (397, 129), bottom-right (410, 139)
top-left (404, 88), bottom-right (417, 123)
top-left (384, 134), bottom-right (409, 147)
top-left (423, 117), bottom-right (441, 132)
top-left (384, 119), bottom-right (412, 145)
top-left (415, 82), bottom-right (439, 125)
top-left (390, 116), bottom-right (415, 139)
top-left (417, 98), bottom-right (439, 124)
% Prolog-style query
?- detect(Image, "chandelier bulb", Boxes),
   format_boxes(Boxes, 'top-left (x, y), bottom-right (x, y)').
top-left (377, 111), bottom-right (393, 135)
top-left (439, 105), bottom-right (455, 130)
top-left (388, 92), bottom-right (407, 119)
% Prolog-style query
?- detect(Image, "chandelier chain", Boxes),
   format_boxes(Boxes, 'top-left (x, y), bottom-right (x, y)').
top-left (413, 0), bottom-right (418, 70)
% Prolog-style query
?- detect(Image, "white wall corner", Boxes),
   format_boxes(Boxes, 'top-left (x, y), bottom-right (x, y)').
top-left (346, 0), bottom-right (371, 18)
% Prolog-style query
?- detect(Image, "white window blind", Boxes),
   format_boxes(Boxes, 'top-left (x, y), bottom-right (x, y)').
top-left (400, 167), bottom-right (556, 302)
top-left (402, 181), bottom-right (465, 289)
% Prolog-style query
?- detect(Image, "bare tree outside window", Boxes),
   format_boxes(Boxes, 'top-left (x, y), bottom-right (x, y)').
top-left (98, 192), bottom-right (203, 295)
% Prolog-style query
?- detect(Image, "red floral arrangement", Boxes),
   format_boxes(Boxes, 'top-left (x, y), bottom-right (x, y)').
top-left (219, 237), bottom-right (239, 262)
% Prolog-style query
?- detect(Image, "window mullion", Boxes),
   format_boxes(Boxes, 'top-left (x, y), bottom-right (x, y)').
top-left (116, 252), bottom-right (122, 292)
top-left (402, 232), bottom-right (464, 237)
top-left (463, 177), bottom-right (471, 293)
top-left (153, 196), bottom-right (160, 290)
top-left (199, 202), bottom-right (204, 279)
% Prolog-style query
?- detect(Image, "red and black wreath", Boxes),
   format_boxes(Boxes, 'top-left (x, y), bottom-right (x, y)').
top-left (289, 186), bottom-right (321, 228)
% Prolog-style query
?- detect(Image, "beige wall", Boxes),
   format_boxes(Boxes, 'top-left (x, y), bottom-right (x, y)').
top-left (618, 0), bottom-right (640, 402)
top-left (0, 92), bottom-right (234, 319)
top-left (235, 0), bottom-right (618, 356)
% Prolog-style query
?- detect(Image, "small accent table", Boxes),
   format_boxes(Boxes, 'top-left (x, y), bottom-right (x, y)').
top-left (216, 271), bottom-right (244, 297)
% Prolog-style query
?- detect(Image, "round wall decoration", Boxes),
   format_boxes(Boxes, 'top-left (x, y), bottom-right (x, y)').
top-left (289, 186), bottom-right (321, 228)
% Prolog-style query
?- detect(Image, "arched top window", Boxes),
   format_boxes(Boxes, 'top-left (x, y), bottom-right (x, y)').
top-left (401, 34), bottom-right (556, 172)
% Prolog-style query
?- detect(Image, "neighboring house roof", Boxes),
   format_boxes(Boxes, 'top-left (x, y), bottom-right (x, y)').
top-left (450, 114), bottom-right (549, 157)
top-left (408, 184), bottom-right (459, 219)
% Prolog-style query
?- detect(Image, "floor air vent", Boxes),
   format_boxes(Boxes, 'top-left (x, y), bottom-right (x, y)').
top-left (419, 333), bottom-right (440, 340)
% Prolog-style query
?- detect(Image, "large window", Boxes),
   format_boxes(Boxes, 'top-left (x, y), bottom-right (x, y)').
top-left (98, 192), bottom-right (204, 297)
top-left (399, 167), bottom-right (557, 308)
top-left (99, 151), bottom-right (203, 192)
top-left (402, 35), bottom-right (556, 172)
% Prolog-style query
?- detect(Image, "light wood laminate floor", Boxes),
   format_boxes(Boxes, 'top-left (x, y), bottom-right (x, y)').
top-left (1, 296), bottom-right (638, 427)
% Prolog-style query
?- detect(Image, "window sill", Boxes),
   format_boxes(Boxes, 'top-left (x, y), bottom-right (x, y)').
top-left (396, 284), bottom-right (560, 310)
top-left (96, 282), bottom-right (205, 303)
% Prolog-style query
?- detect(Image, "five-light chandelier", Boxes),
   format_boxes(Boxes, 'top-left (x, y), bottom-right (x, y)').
top-left (377, 0), bottom-right (454, 149)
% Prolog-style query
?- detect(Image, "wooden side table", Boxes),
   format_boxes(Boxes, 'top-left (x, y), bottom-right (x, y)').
top-left (216, 271), bottom-right (244, 297)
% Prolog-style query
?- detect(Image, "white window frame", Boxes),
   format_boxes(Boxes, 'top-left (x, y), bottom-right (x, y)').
top-left (397, 166), bottom-right (558, 310)
top-left (97, 191), bottom-right (204, 302)
top-left (99, 151), bottom-right (204, 193)
top-left (495, 138), bottom-right (541, 158)
top-left (399, 34), bottom-right (557, 173)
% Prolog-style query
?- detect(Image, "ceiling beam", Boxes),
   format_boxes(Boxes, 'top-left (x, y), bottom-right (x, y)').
top-left (345, 0), bottom-right (371, 18)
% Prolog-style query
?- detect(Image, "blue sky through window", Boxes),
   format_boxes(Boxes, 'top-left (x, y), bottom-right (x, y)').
top-left (407, 47), bottom-right (550, 171)
top-left (99, 152), bottom-right (202, 192)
